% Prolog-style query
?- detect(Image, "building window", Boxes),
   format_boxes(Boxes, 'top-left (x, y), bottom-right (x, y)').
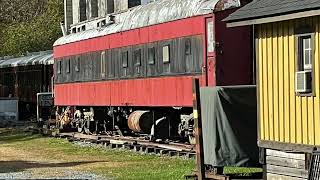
top-left (122, 51), bottom-right (128, 68)
top-left (300, 36), bottom-right (312, 70)
top-left (101, 51), bottom-right (106, 77)
top-left (162, 45), bottom-right (170, 63)
top-left (148, 47), bottom-right (155, 65)
top-left (134, 49), bottom-right (141, 66)
top-left (75, 57), bottom-right (80, 72)
top-left (128, 0), bottom-right (141, 8)
top-left (295, 27), bottom-right (314, 95)
top-left (79, 0), bottom-right (87, 22)
top-left (185, 39), bottom-right (192, 55)
top-left (57, 61), bottom-right (62, 74)
top-left (72, 27), bottom-right (76, 33)
top-left (107, 0), bottom-right (115, 14)
top-left (66, 59), bottom-right (70, 73)
top-left (91, 0), bottom-right (98, 18)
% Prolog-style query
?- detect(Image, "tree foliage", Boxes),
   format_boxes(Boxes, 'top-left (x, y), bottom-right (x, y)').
top-left (0, 0), bottom-right (63, 56)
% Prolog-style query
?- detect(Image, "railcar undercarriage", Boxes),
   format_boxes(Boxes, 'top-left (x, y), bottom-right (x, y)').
top-left (54, 106), bottom-right (195, 144)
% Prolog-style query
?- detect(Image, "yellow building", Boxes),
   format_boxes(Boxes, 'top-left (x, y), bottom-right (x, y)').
top-left (225, 1), bottom-right (320, 179)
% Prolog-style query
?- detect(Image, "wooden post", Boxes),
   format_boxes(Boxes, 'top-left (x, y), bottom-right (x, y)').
top-left (192, 78), bottom-right (205, 180)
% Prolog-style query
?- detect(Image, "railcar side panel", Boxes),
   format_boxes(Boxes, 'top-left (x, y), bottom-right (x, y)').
top-left (54, 76), bottom-right (198, 107)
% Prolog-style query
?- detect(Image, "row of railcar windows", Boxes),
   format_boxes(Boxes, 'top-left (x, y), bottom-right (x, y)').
top-left (55, 35), bottom-right (203, 84)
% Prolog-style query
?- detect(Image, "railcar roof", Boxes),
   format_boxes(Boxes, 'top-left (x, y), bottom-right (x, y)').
top-left (54, 0), bottom-right (241, 47)
top-left (224, 0), bottom-right (320, 25)
top-left (0, 51), bottom-right (53, 68)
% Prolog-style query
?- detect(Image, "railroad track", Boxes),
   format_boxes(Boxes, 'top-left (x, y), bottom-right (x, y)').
top-left (54, 132), bottom-right (196, 159)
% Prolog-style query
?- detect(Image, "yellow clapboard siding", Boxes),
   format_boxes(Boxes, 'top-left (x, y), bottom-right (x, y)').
top-left (272, 22), bottom-right (279, 141)
top-left (278, 22), bottom-right (285, 142)
top-left (296, 95), bottom-right (303, 144)
top-left (267, 23), bottom-right (275, 141)
top-left (288, 20), bottom-right (296, 143)
top-left (294, 19), bottom-right (303, 144)
top-left (307, 17), bottom-right (315, 145)
top-left (314, 16), bottom-right (320, 145)
top-left (257, 16), bottom-right (320, 146)
top-left (258, 25), bottom-right (265, 140)
top-left (262, 24), bottom-right (270, 140)
top-left (282, 21), bottom-right (291, 143)
top-left (301, 97), bottom-right (308, 144)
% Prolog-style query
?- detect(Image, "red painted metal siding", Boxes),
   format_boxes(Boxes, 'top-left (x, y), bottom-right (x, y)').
top-left (54, 76), bottom-right (202, 107)
top-left (54, 15), bottom-right (207, 59)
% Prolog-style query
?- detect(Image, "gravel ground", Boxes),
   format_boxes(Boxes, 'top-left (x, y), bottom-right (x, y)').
top-left (0, 170), bottom-right (108, 180)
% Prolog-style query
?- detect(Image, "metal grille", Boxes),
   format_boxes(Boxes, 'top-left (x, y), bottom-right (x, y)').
top-left (308, 152), bottom-right (320, 180)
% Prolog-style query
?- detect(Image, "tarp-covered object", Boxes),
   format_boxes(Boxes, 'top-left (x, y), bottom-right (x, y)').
top-left (200, 85), bottom-right (258, 167)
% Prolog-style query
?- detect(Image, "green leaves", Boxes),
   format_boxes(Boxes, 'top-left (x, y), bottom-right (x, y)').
top-left (0, 0), bottom-right (63, 56)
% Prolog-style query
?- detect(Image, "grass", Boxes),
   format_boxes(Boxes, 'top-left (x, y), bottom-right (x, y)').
top-left (0, 128), bottom-right (194, 180)
top-left (0, 128), bottom-right (262, 179)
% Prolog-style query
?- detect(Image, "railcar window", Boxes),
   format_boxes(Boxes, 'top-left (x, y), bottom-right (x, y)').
top-left (134, 49), bottom-right (141, 66)
top-left (122, 51), bottom-right (128, 68)
top-left (162, 45), bottom-right (170, 63)
top-left (57, 61), bottom-right (62, 74)
top-left (101, 51), bottom-right (106, 77)
top-left (207, 20), bottom-right (214, 53)
top-left (75, 57), bottom-right (80, 72)
top-left (185, 39), bottom-right (192, 55)
top-left (66, 59), bottom-right (70, 73)
top-left (148, 47), bottom-right (155, 65)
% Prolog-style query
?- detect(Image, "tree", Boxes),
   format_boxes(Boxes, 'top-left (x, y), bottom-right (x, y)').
top-left (0, 0), bottom-right (47, 24)
top-left (0, 0), bottom-right (63, 56)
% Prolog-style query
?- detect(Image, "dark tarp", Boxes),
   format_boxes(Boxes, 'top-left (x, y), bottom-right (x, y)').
top-left (200, 85), bottom-right (259, 167)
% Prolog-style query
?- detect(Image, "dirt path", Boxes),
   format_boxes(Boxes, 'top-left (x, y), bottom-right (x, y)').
top-left (0, 145), bottom-right (109, 179)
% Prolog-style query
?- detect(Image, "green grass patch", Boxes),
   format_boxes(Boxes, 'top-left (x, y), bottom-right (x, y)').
top-left (0, 129), bottom-right (262, 179)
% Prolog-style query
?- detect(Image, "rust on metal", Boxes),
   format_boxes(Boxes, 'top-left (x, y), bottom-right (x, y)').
top-left (128, 111), bottom-right (155, 133)
top-left (128, 111), bottom-right (147, 132)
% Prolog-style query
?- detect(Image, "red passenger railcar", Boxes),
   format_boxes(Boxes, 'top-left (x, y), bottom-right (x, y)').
top-left (53, 0), bottom-right (253, 141)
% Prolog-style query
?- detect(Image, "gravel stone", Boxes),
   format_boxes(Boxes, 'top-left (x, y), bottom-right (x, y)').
top-left (0, 170), bottom-right (110, 179)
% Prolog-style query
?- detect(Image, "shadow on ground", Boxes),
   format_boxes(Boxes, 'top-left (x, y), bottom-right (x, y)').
top-left (0, 129), bottom-right (40, 144)
top-left (0, 160), bottom-right (104, 173)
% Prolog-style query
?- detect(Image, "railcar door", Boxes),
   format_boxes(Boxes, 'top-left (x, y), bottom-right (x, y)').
top-left (204, 17), bottom-right (215, 87)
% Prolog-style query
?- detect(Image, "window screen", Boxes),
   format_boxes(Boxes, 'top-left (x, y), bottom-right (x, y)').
top-left (75, 57), bottom-right (80, 72)
top-left (185, 39), bottom-right (192, 55)
top-left (101, 51), bottom-right (106, 77)
top-left (66, 59), bottom-right (70, 73)
top-left (148, 47), bottom-right (155, 65)
top-left (162, 45), bottom-right (170, 63)
top-left (57, 61), bottom-right (62, 74)
top-left (134, 49), bottom-right (141, 66)
top-left (122, 51), bottom-right (128, 68)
